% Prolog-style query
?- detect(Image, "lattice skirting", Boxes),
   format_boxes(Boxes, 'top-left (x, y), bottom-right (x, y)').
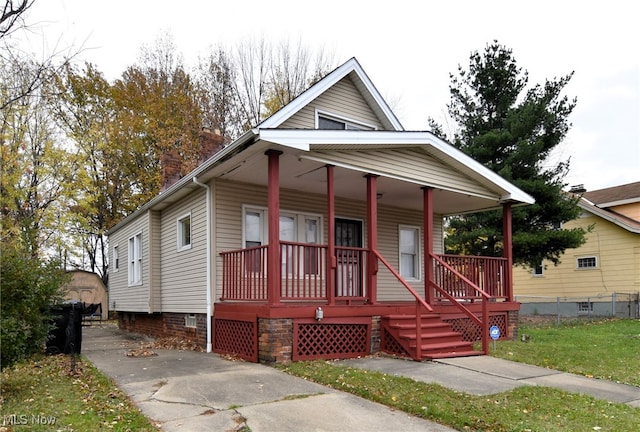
top-left (444, 313), bottom-right (508, 342)
top-left (380, 327), bottom-right (411, 357)
top-left (213, 318), bottom-right (257, 362)
top-left (293, 318), bottom-right (371, 361)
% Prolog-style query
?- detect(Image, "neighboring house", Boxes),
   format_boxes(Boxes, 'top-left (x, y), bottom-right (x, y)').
top-left (513, 182), bottom-right (640, 316)
top-left (62, 270), bottom-right (109, 320)
top-left (107, 58), bottom-right (534, 363)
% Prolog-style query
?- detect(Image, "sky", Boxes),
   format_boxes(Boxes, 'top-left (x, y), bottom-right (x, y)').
top-left (20, 0), bottom-right (639, 191)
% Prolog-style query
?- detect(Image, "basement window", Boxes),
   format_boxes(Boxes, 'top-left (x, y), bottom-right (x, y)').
top-left (184, 314), bottom-right (197, 328)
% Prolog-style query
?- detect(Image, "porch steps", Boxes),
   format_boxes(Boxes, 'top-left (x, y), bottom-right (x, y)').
top-left (381, 313), bottom-right (483, 360)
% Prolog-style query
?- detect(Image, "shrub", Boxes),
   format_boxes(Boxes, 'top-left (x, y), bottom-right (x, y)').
top-left (1, 240), bottom-right (68, 369)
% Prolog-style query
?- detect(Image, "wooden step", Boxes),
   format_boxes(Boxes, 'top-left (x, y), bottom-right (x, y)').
top-left (423, 350), bottom-right (484, 360)
top-left (401, 331), bottom-right (462, 342)
top-left (410, 340), bottom-right (475, 352)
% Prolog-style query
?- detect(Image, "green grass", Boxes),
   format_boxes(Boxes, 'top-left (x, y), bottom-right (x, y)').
top-left (281, 361), bottom-right (639, 432)
top-left (279, 319), bottom-right (640, 431)
top-left (492, 318), bottom-right (640, 386)
top-left (1, 354), bottom-right (157, 431)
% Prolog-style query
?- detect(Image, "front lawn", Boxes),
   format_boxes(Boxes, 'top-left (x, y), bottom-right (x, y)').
top-left (0, 354), bottom-right (157, 431)
top-left (492, 318), bottom-right (640, 386)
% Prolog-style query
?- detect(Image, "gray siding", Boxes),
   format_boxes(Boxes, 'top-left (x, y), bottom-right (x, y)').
top-left (310, 148), bottom-right (493, 198)
top-left (149, 210), bottom-right (162, 312)
top-left (280, 76), bottom-right (385, 130)
top-left (160, 189), bottom-right (208, 313)
top-left (214, 179), bottom-right (444, 302)
top-left (107, 215), bottom-right (150, 312)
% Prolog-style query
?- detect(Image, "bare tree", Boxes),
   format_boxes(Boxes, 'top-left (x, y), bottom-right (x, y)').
top-left (1, 0), bottom-right (33, 38)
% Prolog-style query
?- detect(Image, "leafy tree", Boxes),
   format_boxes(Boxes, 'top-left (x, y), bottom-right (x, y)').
top-left (431, 41), bottom-right (587, 267)
top-left (1, 57), bottom-right (75, 257)
top-left (0, 234), bottom-right (69, 369)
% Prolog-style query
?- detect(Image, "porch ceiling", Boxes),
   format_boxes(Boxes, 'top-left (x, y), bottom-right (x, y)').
top-left (216, 141), bottom-right (505, 215)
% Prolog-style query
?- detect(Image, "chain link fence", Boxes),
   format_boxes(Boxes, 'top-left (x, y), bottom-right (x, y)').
top-left (516, 292), bottom-right (640, 323)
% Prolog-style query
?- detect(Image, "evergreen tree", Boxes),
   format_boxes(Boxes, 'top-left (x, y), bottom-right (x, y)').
top-left (431, 41), bottom-right (588, 267)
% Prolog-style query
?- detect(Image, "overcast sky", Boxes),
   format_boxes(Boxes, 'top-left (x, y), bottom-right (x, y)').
top-left (21, 0), bottom-right (639, 191)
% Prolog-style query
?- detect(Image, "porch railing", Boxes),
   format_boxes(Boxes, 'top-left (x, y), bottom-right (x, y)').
top-left (220, 243), bottom-right (368, 302)
top-left (431, 253), bottom-right (491, 354)
top-left (434, 254), bottom-right (508, 301)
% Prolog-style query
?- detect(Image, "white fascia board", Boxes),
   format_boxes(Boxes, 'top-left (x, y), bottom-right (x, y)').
top-left (108, 129), bottom-right (258, 235)
top-left (258, 58), bottom-right (403, 131)
top-left (578, 199), bottom-right (640, 233)
top-left (257, 129), bottom-right (535, 205)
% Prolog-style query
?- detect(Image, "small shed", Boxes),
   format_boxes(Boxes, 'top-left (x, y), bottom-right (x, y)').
top-left (63, 270), bottom-right (108, 320)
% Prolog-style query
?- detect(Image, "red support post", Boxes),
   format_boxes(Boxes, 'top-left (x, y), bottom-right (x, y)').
top-left (366, 174), bottom-right (379, 304)
top-left (502, 203), bottom-right (513, 301)
top-left (422, 187), bottom-right (434, 305)
top-left (326, 165), bottom-right (336, 305)
top-left (266, 150), bottom-right (282, 305)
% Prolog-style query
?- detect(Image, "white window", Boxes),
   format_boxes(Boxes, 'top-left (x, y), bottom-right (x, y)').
top-left (242, 206), bottom-right (322, 275)
top-left (532, 261), bottom-right (544, 277)
top-left (280, 212), bottom-right (322, 275)
top-left (399, 226), bottom-right (420, 280)
top-left (128, 233), bottom-right (142, 286)
top-left (577, 301), bottom-right (593, 313)
top-left (244, 207), bottom-right (266, 248)
top-left (184, 314), bottom-right (197, 328)
top-left (113, 245), bottom-right (119, 272)
top-left (577, 256), bottom-right (597, 269)
top-left (316, 110), bottom-right (375, 131)
top-left (177, 213), bottom-right (192, 251)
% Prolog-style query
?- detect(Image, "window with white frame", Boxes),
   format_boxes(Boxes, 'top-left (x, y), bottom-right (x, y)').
top-left (177, 213), bottom-right (192, 251)
top-left (399, 226), bottom-right (420, 280)
top-left (316, 110), bottom-right (375, 131)
top-left (577, 256), bottom-right (597, 269)
top-left (184, 314), bottom-right (197, 328)
top-left (280, 212), bottom-right (322, 275)
top-left (532, 261), bottom-right (544, 277)
top-left (243, 206), bottom-right (322, 275)
top-left (113, 245), bottom-right (119, 272)
top-left (128, 233), bottom-right (142, 286)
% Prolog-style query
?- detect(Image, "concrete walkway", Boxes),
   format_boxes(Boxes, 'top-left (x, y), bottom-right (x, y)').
top-left (82, 324), bottom-right (639, 432)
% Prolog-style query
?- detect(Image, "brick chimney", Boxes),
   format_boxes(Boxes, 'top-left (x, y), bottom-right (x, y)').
top-left (199, 127), bottom-right (225, 164)
top-left (161, 150), bottom-right (182, 191)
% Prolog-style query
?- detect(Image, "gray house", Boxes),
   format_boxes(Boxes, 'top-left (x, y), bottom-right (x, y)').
top-left (108, 57), bottom-right (534, 363)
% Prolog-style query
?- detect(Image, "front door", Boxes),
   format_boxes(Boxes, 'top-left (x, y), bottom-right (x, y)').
top-left (335, 218), bottom-right (363, 296)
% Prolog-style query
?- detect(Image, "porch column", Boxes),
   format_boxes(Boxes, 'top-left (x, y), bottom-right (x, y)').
top-left (502, 202), bottom-right (513, 301)
top-left (366, 174), bottom-right (379, 304)
top-left (326, 165), bottom-right (336, 305)
top-left (422, 187), bottom-right (434, 304)
top-left (266, 150), bottom-right (282, 305)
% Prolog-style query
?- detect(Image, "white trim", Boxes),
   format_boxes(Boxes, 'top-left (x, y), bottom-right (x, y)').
top-left (257, 129), bottom-right (535, 205)
top-left (398, 225), bottom-right (421, 281)
top-left (176, 212), bottom-right (192, 252)
top-left (128, 232), bottom-right (143, 286)
top-left (576, 255), bottom-right (598, 270)
top-left (112, 244), bottom-right (119, 273)
top-left (258, 58), bottom-right (403, 131)
top-left (315, 108), bottom-right (377, 130)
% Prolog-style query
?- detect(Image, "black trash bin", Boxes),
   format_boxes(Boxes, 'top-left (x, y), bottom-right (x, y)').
top-left (46, 303), bottom-right (83, 355)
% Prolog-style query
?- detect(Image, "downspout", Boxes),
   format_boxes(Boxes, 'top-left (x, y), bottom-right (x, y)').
top-left (193, 177), bottom-right (212, 353)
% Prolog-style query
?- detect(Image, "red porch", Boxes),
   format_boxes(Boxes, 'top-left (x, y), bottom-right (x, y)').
top-left (213, 151), bottom-right (520, 363)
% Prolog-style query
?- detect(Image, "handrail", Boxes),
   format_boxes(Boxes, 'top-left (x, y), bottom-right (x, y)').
top-left (374, 251), bottom-right (433, 313)
top-left (374, 251), bottom-right (433, 359)
top-left (431, 253), bottom-right (491, 354)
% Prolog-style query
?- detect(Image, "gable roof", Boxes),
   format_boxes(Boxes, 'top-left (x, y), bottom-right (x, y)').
top-left (108, 57), bottom-right (534, 234)
top-left (257, 57), bottom-right (403, 131)
top-left (582, 181), bottom-right (640, 208)
top-left (578, 197), bottom-right (640, 234)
